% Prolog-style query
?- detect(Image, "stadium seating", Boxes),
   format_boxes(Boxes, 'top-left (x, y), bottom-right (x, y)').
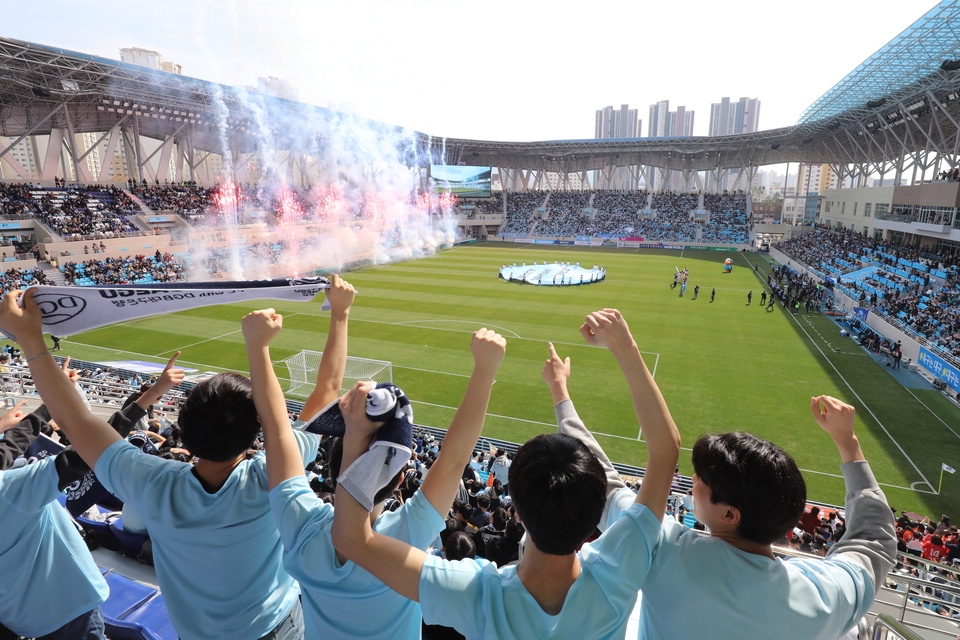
top-left (106, 593), bottom-right (178, 640)
top-left (101, 571), bottom-right (158, 627)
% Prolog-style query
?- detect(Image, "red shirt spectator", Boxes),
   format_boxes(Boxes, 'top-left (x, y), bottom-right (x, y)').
top-left (922, 535), bottom-right (949, 562)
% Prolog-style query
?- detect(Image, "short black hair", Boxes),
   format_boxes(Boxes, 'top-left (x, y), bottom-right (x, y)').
top-left (328, 437), bottom-right (402, 506)
top-left (692, 432), bottom-right (806, 545)
top-left (177, 373), bottom-right (260, 462)
top-left (454, 502), bottom-right (473, 521)
top-left (490, 507), bottom-right (508, 531)
top-left (445, 531), bottom-right (477, 561)
top-left (509, 433), bottom-right (605, 555)
top-left (504, 518), bottom-right (525, 543)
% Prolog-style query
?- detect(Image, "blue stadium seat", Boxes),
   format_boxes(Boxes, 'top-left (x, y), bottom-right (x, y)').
top-left (107, 593), bottom-right (178, 640)
top-left (76, 505), bottom-right (121, 552)
top-left (101, 572), bottom-right (158, 627)
top-left (110, 517), bottom-right (149, 558)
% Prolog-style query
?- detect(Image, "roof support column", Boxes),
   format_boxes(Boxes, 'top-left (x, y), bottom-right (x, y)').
top-left (41, 128), bottom-right (64, 182)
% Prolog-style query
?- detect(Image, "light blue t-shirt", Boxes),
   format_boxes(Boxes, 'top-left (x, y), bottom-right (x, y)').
top-left (96, 431), bottom-right (319, 640)
top-left (0, 457), bottom-right (108, 637)
top-left (419, 502), bottom-right (660, 640)
top-left (638, 517), bottom-right (875, 640)
top-left (270, 475), bottom-right (445, 640)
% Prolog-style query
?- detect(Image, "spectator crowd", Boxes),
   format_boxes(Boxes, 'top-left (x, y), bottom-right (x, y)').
top-left (494, 189), bottom-right (749, 244)
top-left (775, 227), bottom-right (960, 360)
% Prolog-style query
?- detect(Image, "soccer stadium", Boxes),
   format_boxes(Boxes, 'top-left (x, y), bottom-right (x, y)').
top-left (4, 1), bottom-right (960, 639)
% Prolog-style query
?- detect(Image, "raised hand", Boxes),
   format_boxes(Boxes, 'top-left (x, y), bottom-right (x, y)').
top-left (810, 395), bottom-right (864, 463)
top-left (325, 274), bottom-right (357, 316)
top-left (0, 400), bottom-right (27, 434)
top-left (0, 289), bottom-right (44, 348)
top-left (340, 380), bottom-right (381, 440)
top-left (61, 356), bottom-right (81, 385)
top-left (542, 342), bottom-right (571, 404)
top-left (471, 328), bottom-right (506, 375)
top-left (242, 308), bottom-right (283, 349)
top-left (579, 309), bottom-right (636, 354)
top-left (155, 351), bottom-right (185, 394)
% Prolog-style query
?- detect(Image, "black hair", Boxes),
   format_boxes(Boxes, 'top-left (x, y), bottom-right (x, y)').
top-left (490, 507), bottom-right (508, 531)
top-left (439, 517), bottom-right (464, 548)
top-left (445, 531), bottom-right (477, 561)
top-left (692, 432), bottom-right (806, 545)
top-left (509, 433), bottom-right (605, 555)
top-left (504, 518), bottom-right (525, 543)
top-left (177, 373), bottom-right (260, 462)
top-left (328, 437), bottom-right (403, 506)
top-left (454, 502), bottom-right (473, 521)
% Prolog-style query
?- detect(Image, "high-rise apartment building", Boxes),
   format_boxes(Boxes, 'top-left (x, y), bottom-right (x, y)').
top-left (709, 97), bottom-right (761, 136)
top-left (798, 163), bottom-right (838, 195)
top-left (668, 105), bottom-right (694, 137)
top-left (647, 101), bottom-right (696, 190)
top-left (0, 137), bottom-right (40, 181)
top-left (595, 104), bottom-right (640, 139)
top-left (649, 101), bottom-right (694, 137)
top-left (648, 100), bottom-right (670, 137)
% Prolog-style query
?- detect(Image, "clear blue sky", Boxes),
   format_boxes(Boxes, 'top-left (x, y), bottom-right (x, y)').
top-left (4, 0), bottom-right (929, 142)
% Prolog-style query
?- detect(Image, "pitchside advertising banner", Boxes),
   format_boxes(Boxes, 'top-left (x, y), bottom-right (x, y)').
top-left (917, 347), bottom-right (960, 392)
top-left (13, 277), bottom-right (332, 338)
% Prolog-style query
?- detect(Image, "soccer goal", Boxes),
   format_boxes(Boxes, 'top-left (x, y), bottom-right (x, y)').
top-left (281, 350), bottom-right (393, 398)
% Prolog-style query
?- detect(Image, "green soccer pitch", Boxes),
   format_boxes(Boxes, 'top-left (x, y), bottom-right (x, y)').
top-left (61, 243), bottom-right (960, 518)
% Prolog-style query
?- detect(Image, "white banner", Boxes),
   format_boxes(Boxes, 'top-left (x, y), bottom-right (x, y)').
top-left (943, 463), bottom-right (956, 474)
top-left (25, 277), bottom-right (331, 337)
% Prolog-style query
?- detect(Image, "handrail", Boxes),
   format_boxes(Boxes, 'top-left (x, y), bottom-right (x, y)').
top-left (873, 556), bottom-right (960, 639)
top-left (873, 614), bottom-right (928, 640)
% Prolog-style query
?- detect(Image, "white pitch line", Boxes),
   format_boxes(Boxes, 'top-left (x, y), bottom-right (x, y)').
top-left (170, 329), bottom-right (243, 353)
top-left (393, 319), bottom-right (522, 339)
top-left (902, 386), bottom-right (960, 440)
top-left (799, 467), bottom-right (927, 493)
top-left (792, 313), bottom-right (934, 492)
top-left (394, 365), bottom-right (472, 378)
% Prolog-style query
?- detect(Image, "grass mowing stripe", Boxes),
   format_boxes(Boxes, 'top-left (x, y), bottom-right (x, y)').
top-left (791, 313), bottom-right (935, 492)
top-left (52, 244), bottom-right (960, 516)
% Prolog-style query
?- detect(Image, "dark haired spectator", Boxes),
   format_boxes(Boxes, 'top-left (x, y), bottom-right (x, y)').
top-left (244, 278), bottom-right (509, 639)
top-left (0, 290), bottom-right (317, 640)
top-left (331, 309), bottom-right (680, 639)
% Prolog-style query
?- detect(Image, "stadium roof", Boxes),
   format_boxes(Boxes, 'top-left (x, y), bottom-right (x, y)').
top-left (798, 0), bottom-right (960, 124)
top-left (3, 2), bottom-right (960, 186)
top-left (0, 36), bottom-right (421, 159)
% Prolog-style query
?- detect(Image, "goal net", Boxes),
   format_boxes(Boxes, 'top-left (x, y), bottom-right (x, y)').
top-left (281, 350), bottom-right (393, 398)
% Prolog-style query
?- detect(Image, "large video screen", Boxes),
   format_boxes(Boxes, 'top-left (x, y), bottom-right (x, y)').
top-left (430, 164), bottom-right (492, 198)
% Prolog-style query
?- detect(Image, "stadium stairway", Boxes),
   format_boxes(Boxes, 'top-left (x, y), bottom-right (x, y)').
top-left (122, 189), bottom-right (156, 218)
top-left (40, 262), bottom-right (66, 285)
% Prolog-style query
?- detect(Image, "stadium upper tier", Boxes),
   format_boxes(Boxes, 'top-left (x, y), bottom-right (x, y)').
top-left (2, 0), bottom-right (960, 180)
top-left (798, 0), bottom-right (960, 125)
